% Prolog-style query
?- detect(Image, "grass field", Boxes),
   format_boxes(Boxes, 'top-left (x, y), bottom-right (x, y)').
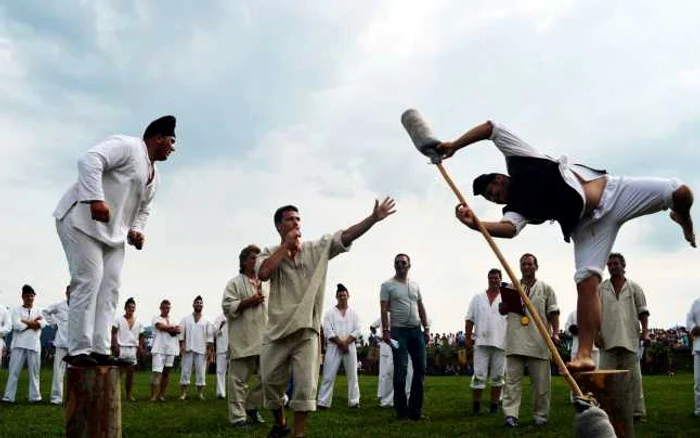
top-left (0, 369), bottom-right (698, 437)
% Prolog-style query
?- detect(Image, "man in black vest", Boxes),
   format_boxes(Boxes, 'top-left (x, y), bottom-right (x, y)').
top-left (438, 120), bottom-right (694, 372)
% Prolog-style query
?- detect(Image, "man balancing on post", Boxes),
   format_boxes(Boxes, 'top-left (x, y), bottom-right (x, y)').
top-left (438, 120), bottom-right (695, 372)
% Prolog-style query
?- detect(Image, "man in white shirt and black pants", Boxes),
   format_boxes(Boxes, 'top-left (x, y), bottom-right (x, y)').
top-left (54, 115), bottom-right (176, 367)
top-left (2, 285), bottom-right (46, 403)
top-left (43, 285), bottom-right (70, 404)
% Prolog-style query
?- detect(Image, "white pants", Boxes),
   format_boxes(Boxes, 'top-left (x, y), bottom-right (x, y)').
top-left (377, 342), bottom-right (412, 407)
top-left (694, 354), bottom-right (700, 416)
top-left (471, 345), bottom-right (505, 389)
top-left (152, 353), bottom-right (175, 373)
top-left (572, 175), bottom-right (680, 283)
top-left (118, 346), bottom-right (138, 365)
top-left (2, 348), bottom-right (41, 402)
top-left (56, 216), bottom-right (125, 356)
top-left (180, 351), bottom-right (207, 386)
top-left (216, 352), bottom-right (228, 397)
top-left (50, 347), bottom-right (69, 404)
top-left (317, 343), bottom-right (360, 407)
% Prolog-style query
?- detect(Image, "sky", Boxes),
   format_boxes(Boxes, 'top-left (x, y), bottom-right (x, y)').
top-left (1, 0), bottom-right (700, 335)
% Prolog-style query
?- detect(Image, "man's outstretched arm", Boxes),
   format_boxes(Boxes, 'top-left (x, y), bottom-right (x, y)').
top-left (437, 122), bottom-right (494, 159)
top-left (340, 197), bottom-right (396, 247)
top-left (455, 204), bottom-right (517, 238)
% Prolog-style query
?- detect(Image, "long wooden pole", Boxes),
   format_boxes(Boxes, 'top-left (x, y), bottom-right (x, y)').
top-left (435, 162), bottom-right (583, 397)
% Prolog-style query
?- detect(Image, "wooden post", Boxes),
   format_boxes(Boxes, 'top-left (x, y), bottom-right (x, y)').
top-left (575, 370), bottom-right (634, 438)
top-left (66, 366), bottom-right (122, 438)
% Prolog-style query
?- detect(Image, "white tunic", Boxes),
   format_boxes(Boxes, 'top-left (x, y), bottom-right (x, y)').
top-left (151, 315), bottom-right (180, 355)
top-left (212, 314), bottom-right (228, 355)
top-left (0, 306), bottom-right (12, 351)
top-left (53, 135), bottom-right (158, 246)
top-left (43, 300), bottom-right (69, 349)
top-left (113, 316), bottom-right (144, 347)
top-left (465, 292), bottom-right (507, 349)
top-left (10, 306), bottom-right (46, 352)
top-left (687, 298), bottom-right (700, 355)
top-left (179, 314), bottom-right (213, 355)
top-left (323, 306), bottom-right (361, 342)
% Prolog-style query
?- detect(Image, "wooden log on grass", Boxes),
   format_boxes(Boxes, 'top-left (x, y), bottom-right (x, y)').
top-left (66, 366), bottom-right (122, 438)
top-left (575, 370), bottom-right (634, 438)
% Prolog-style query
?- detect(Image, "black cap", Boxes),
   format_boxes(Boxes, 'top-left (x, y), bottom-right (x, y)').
top-left (336, 283), bottom-right (348, 293)
top-left (143, 115), bottom-right (176, 139)
top-left (21, 284), bottom-right (35, 296)
top-left (472, 173), bottom-right (498, 196)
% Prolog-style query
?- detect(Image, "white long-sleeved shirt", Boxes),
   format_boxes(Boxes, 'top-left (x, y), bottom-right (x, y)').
top-left (10, 306), bottom-right (46, 352)
top-left (323, 306), bottom-right (360, 344)
top-left (151, 315), bottom-right (180, 355)
top-left (53, 135), bottom-right (158, 246)
top-left (687, 298), bottom-right (700, 355)
top-left (43, 300), bottom-right (69, 349)
top-left (113, 315), bottom-right (144, 347)
top-left (0, 306), bottom-right (12, 350)
top-left (212, 314), bottom-right (228, 355)
top-left (179, 314), bottom-right (213, 355)
top-left (465, 292), bottom-right (507, 349)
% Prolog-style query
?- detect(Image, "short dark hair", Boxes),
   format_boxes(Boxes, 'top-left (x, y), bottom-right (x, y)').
top-left (239, 244), bottom-right (262, 273)
top-left (125, 297), bottom-right (136, 307)
top-left (160, 299), bottom-right (171, 306)
top-left (520, 253), bottom-right (538, 267)
top-left (608, 252), bottom-right (626, 267)
top-left (21, 284), bottom-right (35, 295)
top-left (274, 205), bottom-right (299, 227)
top-left (336, 283), bottom-right (349, 297)
top-left (487, 268), bottom-right (502, 277)
top-left (193, 295), bottom-right (203, 303)
top-left (394, 253), bottom-right (411, 263)
top-left (473, 173), bottom-right (499, 196)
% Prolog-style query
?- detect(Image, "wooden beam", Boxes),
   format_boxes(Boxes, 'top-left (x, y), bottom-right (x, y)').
top-left (575, 370), bottom-right (634, 438)
top-left (66, 366), bottom-right (122, 438)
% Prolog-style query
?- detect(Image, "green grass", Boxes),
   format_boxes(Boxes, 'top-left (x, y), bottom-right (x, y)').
top-left (0, 369), bottom-right (698, 437)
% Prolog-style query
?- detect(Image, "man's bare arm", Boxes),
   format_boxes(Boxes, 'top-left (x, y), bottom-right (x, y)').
top-left (340, 198), bottom-right (396, 247)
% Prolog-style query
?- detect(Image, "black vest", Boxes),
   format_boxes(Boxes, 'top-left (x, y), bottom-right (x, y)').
top-left (503, 156), bottom-right (587, 242)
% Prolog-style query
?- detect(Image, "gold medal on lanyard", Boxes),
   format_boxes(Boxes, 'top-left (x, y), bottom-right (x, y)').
top-left (520, 315), bottom-right (530, 326)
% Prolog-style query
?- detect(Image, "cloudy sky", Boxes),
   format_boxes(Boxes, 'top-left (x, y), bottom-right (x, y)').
top-left (1, 0), bottom-right (699, 335)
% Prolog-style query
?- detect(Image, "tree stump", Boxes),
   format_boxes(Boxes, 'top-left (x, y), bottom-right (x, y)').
top-left (575, 370), bottom-right (634, 438)
top-left (66, 366), bottom-right (122, 438)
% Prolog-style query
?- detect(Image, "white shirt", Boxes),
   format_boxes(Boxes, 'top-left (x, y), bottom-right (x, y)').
top-left (10, 306), bottom-right (46, 352)
top-left (0, 306), bottom-right (11, 350)
top-left (465, 291), bottom-right (507, 349)
top-left (179, 314), bottom-right (213, 355)
top-left (53, 135), bottom-right (158, 246)
top-left (113, 315), bottom-right (144, 347)
top-left (687, 298), bottom-right (700, 355)
top-left (212, 314), bottom-right (228, 355)
top-left (323, 306), bottom-right (361, 343)
top-left (43, 300), bottom-right (69, 349)
top-left (151, 315), bottom-right (180, 355)
top-left (565, 310), bottom-right (598, 357)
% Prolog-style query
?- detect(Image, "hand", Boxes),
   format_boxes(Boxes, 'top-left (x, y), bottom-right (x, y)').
top-left (127, 230), bottom-right (145, 250)
top-left (641, 331), bottom-right (651, 346)
top-left (283, 229), bottom-right (302, 254)
top-left (250, 292), bottom-right (265, 307)
top-left (423, 328), bottom-right (431, 343)
top-left (89, 200), bottom-right (110, 223)
top-left (382, 331), bottom-right (391, 345)
top-left (455, 204), bottom-right (476, 229)
top-left (371, 197), bottom-right (397, 223)
top-left (436, 141), bottom-right (456, 160)
top-left (112, 345), bottom-right (120, 358)
top-left (551, 333), bottom-right (560, 346)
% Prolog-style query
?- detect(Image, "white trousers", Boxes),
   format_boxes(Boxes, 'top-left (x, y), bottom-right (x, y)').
top-left (216, 352), bottom-right (228, 397)
top-left (180, 351), bottom-right (207, 386)
top-left (2, 348), bottom-right (41, 402)
top-left (694, 354), bottom-right (700, 416)
top-left (56, 217), bottom-right (125, 356)
top-left (317, 343), bottom-right (360, 407)
top-left (377, 342), bottom-right (412, 407)
top-left (471, 345), bottom-right (505, 389)
top-left (50, 347), bottom-right (69, 404)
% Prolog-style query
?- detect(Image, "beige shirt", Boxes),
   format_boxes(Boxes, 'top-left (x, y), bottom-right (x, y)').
top-left (504, 280), bottom-right (559, 360)
top-left (600, 278), bottom-right (648, 353)
top-left (222, 273), bottom-right (269, 358)
top-left (256, 231), bottom-right (350, 342)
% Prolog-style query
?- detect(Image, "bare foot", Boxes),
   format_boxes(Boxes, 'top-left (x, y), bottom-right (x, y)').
top-left (566, 356), bottom-right (596, 373)
top-left (670, 211), bottom-right (696, 247)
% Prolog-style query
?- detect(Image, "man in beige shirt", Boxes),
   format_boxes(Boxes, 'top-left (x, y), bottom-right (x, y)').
top-left (501, 254), bottom-right (560, 428)
top-left (222, 244), bottom-right (269, 427)
top-left (257, 198), bottom-right (396, 438)
top-left (599, 252), bottom-right (649, 422)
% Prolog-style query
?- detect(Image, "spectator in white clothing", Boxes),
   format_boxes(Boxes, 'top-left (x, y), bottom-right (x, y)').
top-left (0, 305), bottom-right (11, 358)
top-left (150, 299), bottom-right (181, 402)
top-left (2, 285), bottom-right (46, 403)
top-left (44, 285), bottom-right (70, 404)
top-left (212, 313), bottom-right (229, 399)
top-left (179, 295), bottom-right (214, 400)
top-left (370, 317), bottom-right (412, 408)
top-left (465, 269), bottom-right (507, 416)
top-left (112, 297), bottom-right (145, 401)
top-left (687, 297), bottom-right (700, 417)
top-left (317, 283), bottom-right (361, 409)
